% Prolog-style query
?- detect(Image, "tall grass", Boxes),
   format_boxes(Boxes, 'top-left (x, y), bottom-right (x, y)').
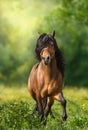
top-left (0, 85), bottom-right (88, 130)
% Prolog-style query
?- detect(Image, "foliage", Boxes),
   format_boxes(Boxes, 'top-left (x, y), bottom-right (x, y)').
top-left (37, 0), bottom-right (88, 86)
top-left (0, 0), bottom-right (88, 86)
top-left (0, 0), bottom-right (56, 84)
top-left (0, 86), bottom-right (88, 130)
top-left (0, 101), bottom-right (41, 130)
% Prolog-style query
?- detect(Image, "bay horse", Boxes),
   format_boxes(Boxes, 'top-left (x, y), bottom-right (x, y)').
top-left (28, 31), bottom-right (67, 123)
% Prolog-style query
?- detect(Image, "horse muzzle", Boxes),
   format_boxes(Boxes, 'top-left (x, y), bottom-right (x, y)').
top-left (44, 56), bottom-right (51, 65)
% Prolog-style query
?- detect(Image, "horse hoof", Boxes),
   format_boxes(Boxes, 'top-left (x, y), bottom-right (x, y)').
top-left (41, 116), bottom-right (44, 121)
top-left (62, 114), bottom-right (67, 121)
top-left (41, 117), bottom-right (47, 125)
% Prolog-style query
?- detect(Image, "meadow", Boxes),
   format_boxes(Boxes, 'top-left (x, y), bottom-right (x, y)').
top-left (0, 1), bottom-right (88, 130)
top-left (0, 85), bottom-right (88, 130)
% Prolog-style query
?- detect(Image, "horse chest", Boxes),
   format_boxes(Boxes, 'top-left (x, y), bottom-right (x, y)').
top-left (48, 81), bottom-right (59, 94)
top-left (41, 80), bottom-right (59, 98)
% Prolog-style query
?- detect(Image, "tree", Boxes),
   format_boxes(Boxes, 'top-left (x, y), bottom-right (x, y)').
top-left (37, 0), bottom-right (88, 86)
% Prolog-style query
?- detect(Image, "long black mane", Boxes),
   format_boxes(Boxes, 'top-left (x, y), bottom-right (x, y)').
top-left (35, 33), bottom-right (65, 78)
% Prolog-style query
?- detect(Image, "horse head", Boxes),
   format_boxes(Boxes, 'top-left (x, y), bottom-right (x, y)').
top-left (40, 43), bottom-right (55, 65)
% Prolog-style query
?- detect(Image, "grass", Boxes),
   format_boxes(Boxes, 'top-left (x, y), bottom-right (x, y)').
top-left (0, 84), bottom-right (88, 130)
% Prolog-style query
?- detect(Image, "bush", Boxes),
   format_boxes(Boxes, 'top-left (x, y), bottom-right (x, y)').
top-left (0, 99), bottom-right (88, 130)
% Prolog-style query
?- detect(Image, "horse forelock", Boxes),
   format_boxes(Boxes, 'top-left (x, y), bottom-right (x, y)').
top-left (38, 33), bottom-right (54, 44)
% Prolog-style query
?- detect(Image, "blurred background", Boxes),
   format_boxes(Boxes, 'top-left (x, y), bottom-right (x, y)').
top-left (0, 0), bottom-right (88, 87)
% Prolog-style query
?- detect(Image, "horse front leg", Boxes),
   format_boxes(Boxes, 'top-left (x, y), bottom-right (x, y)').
top-left (58, 92), bottom-right (67, 122)
top-left (44, 97), bottom-right (54, 123)
top-left (54, 92), bottom-right (67, 122)
top-left (37, 96), bottom-right (44, 121)
top-left (42, 98), bottom-right (47, 110)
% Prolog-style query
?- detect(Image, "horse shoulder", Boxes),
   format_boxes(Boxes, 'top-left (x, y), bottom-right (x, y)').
top-left (37, 64), bottom-right (44, 90)
top-left (28, 63), bottom-right (39, 90)
top-left (47, 71), bottom-right (63, 95)
top-left (30, 63), bottom-right (39, 74)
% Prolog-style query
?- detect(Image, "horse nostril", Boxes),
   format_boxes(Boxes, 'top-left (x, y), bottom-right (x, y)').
top-left (47, 56), bottom-right (49, 60)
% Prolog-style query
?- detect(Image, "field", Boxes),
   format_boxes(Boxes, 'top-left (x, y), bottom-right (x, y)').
top-left (0, 85), bottom-right (88, 130)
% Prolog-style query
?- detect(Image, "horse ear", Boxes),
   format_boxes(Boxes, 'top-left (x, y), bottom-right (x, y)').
top-left (38, 32), bottom-right (41, 37)
top-left (51, 30), bottom-right (55, 37)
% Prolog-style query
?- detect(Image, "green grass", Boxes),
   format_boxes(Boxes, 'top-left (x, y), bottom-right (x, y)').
top-left (0, 85), bottom-right (88, 130)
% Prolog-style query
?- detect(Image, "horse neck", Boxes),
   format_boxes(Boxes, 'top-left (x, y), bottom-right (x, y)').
top-left (41, 58), bottom-right (58, 83)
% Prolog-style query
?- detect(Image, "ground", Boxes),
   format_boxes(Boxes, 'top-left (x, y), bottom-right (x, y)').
top-left (0, 84), bottom-right (88, 130)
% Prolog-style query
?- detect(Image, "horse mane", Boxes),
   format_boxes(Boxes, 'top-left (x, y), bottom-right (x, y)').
top-left (35, 33), bottom-right (65, 78)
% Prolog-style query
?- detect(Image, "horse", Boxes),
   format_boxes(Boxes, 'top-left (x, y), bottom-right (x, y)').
top-left (28, 31), bottom-right (67, 123)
